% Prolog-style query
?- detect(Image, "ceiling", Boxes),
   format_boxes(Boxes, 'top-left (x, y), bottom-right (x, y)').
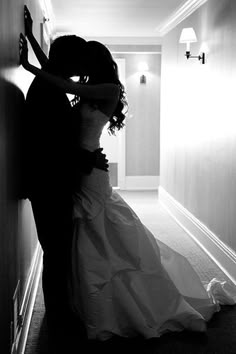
top-left (48, 0), bottom-right (187, 43)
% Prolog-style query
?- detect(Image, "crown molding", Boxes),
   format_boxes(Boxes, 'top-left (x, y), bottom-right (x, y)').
top-left (156, 0), bottom-right (208, 37)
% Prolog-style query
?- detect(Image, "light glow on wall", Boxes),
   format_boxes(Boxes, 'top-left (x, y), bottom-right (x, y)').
top-left (162, 62), bottom-right (236, 150)
top-left (1, 67), bottom-right (34, 97)
top-left (138, 62), bottom-right (149, 73)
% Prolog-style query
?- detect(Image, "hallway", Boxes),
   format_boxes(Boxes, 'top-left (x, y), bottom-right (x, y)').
top-left (1, 1), bottom-right (236, 353)
top-left (24, 190), bottom-right (236, 354)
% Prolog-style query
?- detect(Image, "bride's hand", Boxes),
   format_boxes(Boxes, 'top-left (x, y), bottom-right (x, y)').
top-left (24, 5), bottom-right (33, 37)
top-left (19, 33), bottom-right (29, 69)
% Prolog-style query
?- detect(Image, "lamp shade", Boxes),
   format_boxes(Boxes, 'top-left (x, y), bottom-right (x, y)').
top-left (179, 28), bottom-right (197, 43)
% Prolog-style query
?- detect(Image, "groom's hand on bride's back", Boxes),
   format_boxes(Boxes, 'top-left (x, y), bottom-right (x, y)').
top-left (94, 148), bottom-right (109, 172)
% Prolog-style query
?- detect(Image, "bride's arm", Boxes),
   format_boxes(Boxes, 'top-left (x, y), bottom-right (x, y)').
top-left (27, 62), bottom-right (119, 99)
top-left (24, 5), bottom-right (48, 68)
top-left (20, 33), bottom-right (119, 101)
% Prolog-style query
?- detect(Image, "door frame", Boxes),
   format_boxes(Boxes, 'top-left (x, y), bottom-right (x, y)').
top-left (115, 58), bottom-right (126, 189)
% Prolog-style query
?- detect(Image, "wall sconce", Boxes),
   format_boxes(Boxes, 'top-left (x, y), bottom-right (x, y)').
top-left (138, 62), bottom-right (149, 84)
top-left (43, 16), bottom-right (50, 23)
top-left (179, 27), bottom-right (205, 64)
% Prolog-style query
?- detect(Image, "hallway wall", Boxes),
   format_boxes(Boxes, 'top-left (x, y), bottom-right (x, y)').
top-left (160, 0), bottom-right (236, 252)
top-left (110, 46), bottom-right (161, 189)
top-left (0, 1), bottom-right (43, 352)
top-left (124, 53), bottom-right (161, 177)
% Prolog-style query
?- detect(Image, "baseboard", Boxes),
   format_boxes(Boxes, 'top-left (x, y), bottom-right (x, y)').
top-left (159, 186), bottom-right (236, 285)
top-left (11, 242), bottom-right (43, 354)
top-left (124, 176), bottom-right (160, 190)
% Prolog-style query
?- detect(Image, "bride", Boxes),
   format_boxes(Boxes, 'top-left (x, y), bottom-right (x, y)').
top-left (20, 33), bottom-right (236, 341)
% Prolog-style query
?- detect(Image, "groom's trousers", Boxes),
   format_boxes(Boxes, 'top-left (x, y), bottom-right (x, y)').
top-left (31, 191), bottom-right (74, 334)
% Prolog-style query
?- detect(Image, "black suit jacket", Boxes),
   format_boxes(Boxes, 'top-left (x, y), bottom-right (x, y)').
top-left (23, 76), bottom-right (84, 199)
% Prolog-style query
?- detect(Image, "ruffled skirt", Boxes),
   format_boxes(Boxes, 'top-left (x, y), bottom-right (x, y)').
top-left (70, 169), bottom-right (236, 340)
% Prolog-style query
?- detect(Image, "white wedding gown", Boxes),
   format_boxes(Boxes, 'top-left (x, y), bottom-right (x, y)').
top-left (70, 104), bottom-right (236, 340)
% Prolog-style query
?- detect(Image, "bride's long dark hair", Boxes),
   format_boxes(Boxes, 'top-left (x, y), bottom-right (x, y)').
top-left (82, 41), bottom-right (128, 135)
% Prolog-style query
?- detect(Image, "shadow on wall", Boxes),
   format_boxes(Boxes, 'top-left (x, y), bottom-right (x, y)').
top-left (0, 1), bottom-right (43, 351)
top-left (0, 74), bottom-right (38, 352)
top-left (0, 76), bottom-right (26, 199)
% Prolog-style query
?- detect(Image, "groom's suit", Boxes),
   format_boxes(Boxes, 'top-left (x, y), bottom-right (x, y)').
top-left (24, 75), bottom-right (92, 338)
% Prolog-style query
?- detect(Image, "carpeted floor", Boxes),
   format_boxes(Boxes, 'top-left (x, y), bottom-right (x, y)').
top-left (25, 190), bottom-right (236, 354)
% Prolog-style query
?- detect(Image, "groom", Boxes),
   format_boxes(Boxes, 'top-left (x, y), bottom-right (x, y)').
top-left (22, 6), bottom-right (108, 352)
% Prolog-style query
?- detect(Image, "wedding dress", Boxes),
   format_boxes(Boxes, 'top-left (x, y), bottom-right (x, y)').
top-left (70, 103), bottom-right (236, 340)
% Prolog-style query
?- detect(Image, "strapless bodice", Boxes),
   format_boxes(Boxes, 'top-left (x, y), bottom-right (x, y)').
top-left (75, 103), bottom-right (109, 151)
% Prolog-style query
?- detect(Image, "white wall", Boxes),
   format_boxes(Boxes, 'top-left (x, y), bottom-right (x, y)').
top-left (160, 0), bottom-right (236, 252)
